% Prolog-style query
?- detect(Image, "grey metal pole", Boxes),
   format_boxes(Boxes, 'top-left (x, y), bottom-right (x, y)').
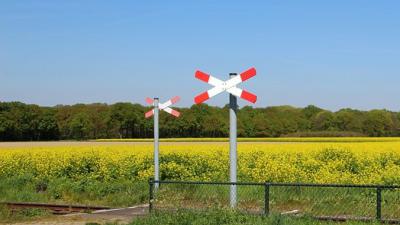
top-left (229, 73), bottom-right (238, 208)
top-left (153, 98), bottom-right (160, 189)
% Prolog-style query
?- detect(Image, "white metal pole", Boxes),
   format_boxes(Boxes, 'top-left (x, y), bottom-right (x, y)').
top-left (229, 73), bottom-right (238, 208)
top-left (153, 98), bottom-right (160, 189)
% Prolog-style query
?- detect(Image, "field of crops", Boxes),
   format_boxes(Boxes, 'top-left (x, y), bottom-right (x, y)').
top-left (1, 139), bottom-right (400, 209)
top-left (2, 140), bottom-right (400, 185)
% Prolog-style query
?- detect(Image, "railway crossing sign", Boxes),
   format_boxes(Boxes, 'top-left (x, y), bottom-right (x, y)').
top-left (194, 67), bottom-right (257, 208)
top-left (194, 67), bottom-right (257, 104)
top-left (145, 96), bottom-right (181, 118)
top-left (145, 96), bottom-right (181, 188)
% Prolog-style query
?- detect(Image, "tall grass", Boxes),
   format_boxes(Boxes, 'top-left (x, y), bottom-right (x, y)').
top-left (153, 184), bottom-right (400, 219)
top-left (129, 210), bottom-right (379, 225)
top-left (0, 175), bottom-right (148, 207)
top-left (0, 204), bottom-right (50, 223)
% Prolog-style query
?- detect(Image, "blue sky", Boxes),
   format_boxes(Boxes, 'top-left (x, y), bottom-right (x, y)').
top-left (1, 1), bottom-right (399, 111)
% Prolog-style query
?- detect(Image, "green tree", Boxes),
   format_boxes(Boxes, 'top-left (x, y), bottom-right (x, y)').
top-left (302, 105), bottom-right (323, 119)
top-left (335, 109), bottom-right (363, 132)
top-left (38, 110), bottom-right (59, 140)
top-left (3, 101), bottom-right (400, 140)
top-left (362, 110), bottom-right (393, 136)
top-left (109, 103), bottom-right (142, 138)
top-left (312, 111), bottom-right (336, 131)
top-left (68, 112), bottom-right (93, 140)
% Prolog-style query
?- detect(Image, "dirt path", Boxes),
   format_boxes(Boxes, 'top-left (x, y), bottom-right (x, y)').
top-left (4, 205), bottom-right (149, 225)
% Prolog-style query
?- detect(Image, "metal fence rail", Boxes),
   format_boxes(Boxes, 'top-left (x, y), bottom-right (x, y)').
top-left (148, 179), bottom-right (400, 222)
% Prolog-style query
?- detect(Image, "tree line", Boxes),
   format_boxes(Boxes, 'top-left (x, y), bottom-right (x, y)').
top-left (0, 101), bottom-right (399, 141)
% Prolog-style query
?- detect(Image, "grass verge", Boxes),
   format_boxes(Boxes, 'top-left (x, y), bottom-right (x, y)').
top-left (0, 175), bottom-right (148, 207)
top-left (0, 204), bottom-right (51, 223)
top-left (128, 210), bottom-right (379, 225)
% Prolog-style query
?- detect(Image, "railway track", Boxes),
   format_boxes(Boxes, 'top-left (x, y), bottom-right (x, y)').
top-left (1, 202), bottom-right (111, 215)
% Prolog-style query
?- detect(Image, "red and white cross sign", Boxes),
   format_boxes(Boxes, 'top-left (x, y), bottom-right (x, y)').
top-left (194, 67), bottom-right (257, 104)
top-left (145, 96), bottom-right (181, 118)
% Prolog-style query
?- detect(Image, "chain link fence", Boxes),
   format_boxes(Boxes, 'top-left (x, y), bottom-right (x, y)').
top-left (149, 179), bottom-right (400, 222)
top-left (149, 180), bottom-right (265, 214)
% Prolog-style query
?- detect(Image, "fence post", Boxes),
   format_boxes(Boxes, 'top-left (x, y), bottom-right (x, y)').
top-left (376, 187), bottom-right (382, 221)
top-left (264, 182), bottom-right (270, 216)
top-left (149, 178), bottom-right (154, 213)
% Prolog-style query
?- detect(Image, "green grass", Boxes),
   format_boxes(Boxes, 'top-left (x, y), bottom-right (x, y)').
top-left (0, 174), bottom-right (149, 209)
top-left (95, 137), bottom-right (400, 143)
top-left (2, 175), bottom-right (398, 223)
top-left (0, 204), bottom-right (51, 223)
top-left (0, 174), bottom-right (149, 221)
top-left (153, 184), bottom-right (400, 219)
top-left (128, 210), bottom-right (380, 225)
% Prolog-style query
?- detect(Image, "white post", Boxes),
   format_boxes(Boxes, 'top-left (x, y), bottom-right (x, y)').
top-left (229, 73), bottom-right (238, 208)
top-left (153, 98), bottom-right (159, 189)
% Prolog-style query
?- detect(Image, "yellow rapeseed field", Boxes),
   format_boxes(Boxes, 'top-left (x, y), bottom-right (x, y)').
top-left (1, 140), bottom-right (400, 185)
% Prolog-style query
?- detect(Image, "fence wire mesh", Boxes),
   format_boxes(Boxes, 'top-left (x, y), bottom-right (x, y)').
top-left (269, 185), bottom-right (376, 219)
top-left (152, 181), bottom-right (265, 214)
top-left (382, 188), bottom-right (400, 220)
top-left (149, 180), bottom-right (400, 222)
